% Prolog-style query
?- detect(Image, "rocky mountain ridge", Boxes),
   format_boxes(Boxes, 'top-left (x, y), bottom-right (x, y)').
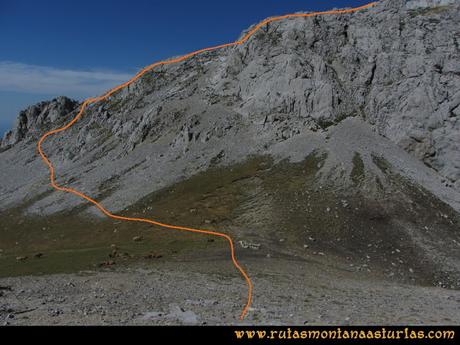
top-left (0, 0), bottom-right (459, 214)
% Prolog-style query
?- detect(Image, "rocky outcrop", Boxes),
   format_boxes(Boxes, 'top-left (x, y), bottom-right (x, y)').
top-left (0, 96), bottom-right (78, 149)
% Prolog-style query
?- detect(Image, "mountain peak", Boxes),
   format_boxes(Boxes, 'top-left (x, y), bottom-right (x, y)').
top-left (1, 96), bottom-right (79, 149)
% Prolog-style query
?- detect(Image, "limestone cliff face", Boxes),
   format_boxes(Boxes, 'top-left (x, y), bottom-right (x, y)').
top-left (0, 0), bottom-right (459, 214)
top-left (196, 0), bottom-right (460, 188)
top-left (1, 96), bottom-right (78, 148)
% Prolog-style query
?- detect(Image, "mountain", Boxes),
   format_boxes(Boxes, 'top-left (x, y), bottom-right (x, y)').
top-left (0, 0), bottom-right (459, 324)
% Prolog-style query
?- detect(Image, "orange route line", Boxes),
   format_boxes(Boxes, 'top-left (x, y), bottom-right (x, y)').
top-left (37, 1), bottom-right (377, 320)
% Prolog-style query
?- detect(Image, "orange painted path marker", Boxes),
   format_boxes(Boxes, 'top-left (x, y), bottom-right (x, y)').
top-left (38, 2), bottom-right (377, 320)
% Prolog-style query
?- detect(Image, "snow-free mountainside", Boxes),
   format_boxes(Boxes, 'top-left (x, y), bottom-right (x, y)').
top-left (0, 0), bottom-right (459, 325)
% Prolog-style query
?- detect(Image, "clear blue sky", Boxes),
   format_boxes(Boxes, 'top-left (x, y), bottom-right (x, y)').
top-left (0, 0), bottom-right (372, 136)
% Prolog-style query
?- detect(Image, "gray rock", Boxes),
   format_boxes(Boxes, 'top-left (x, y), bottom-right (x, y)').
top-left (0, 0), bottom-right (459, 214)
top-left (1, 96), bottom-right (78, 148)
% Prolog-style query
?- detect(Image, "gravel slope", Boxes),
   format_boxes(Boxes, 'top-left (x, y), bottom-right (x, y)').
top-left (1, 258), bottom-right (459, 325)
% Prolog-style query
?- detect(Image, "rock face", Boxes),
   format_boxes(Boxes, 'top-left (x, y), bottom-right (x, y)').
top-left (406, 0), bottom-right (457, 9)
top-left (0, 96), bottom-right (79, 149)
top-left (215, 0), bottom-right (459, 188)
top-left (0, 0), bottom-right (459, 214)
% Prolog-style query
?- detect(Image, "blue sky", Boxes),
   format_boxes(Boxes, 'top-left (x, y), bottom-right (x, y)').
top-left (0, 0), bottom-right (372, 136)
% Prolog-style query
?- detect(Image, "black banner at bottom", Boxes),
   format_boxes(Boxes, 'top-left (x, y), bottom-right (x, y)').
top-left (1, 325), bottom-right (458, 344)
